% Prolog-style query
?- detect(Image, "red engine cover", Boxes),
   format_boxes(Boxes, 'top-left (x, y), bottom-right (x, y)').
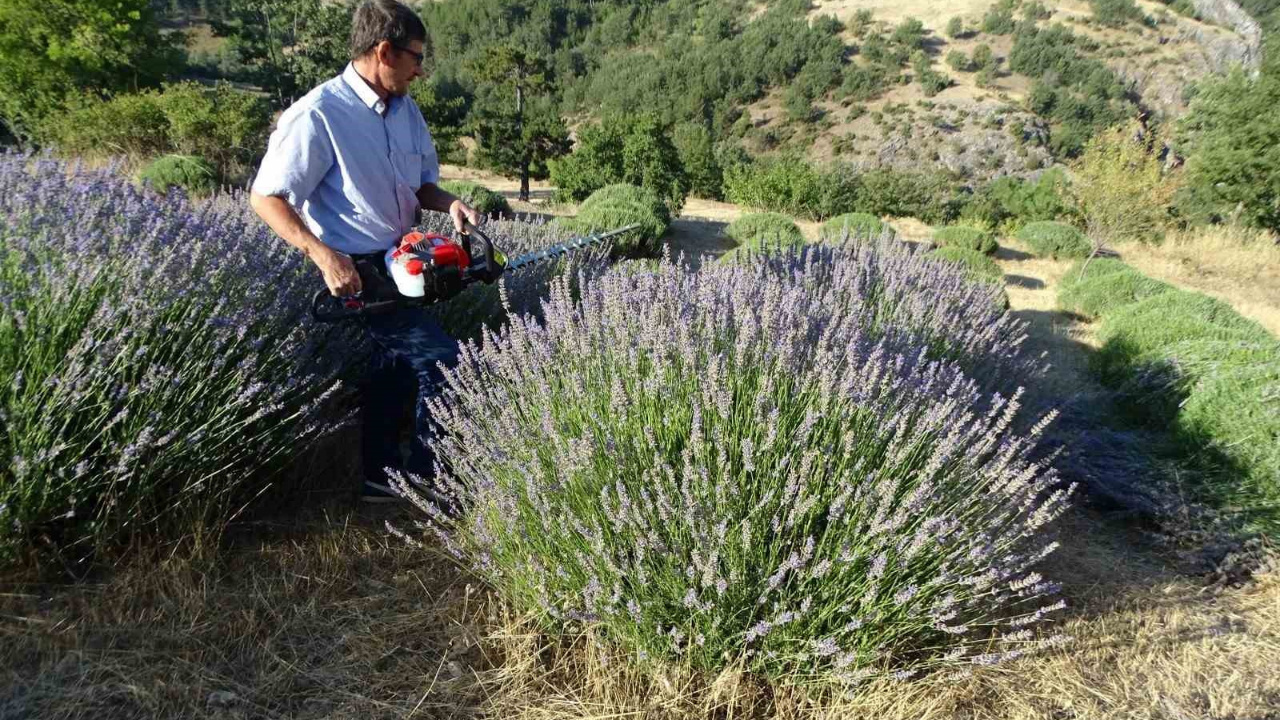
top-left (429, 240), bottom-right (471, 269)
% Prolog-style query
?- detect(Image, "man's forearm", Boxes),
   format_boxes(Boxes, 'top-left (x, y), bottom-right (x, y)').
top-left (416, 183), bottom-right (461, 215)
top-left (249, 192), bottom-right (330, 262)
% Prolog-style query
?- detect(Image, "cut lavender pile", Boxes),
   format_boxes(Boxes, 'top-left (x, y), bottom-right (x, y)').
top-left (400, 245), bottom-right (1071, 684)
top-left (0, 153), bottom-right (349, 561)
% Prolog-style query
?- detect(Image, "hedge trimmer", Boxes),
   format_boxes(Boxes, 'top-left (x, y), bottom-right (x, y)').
top-left (311, 222), bottom-right (637, 323)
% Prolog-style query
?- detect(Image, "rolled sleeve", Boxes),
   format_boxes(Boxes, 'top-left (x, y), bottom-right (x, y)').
top-left (251, 108), bottom-right (335, 208)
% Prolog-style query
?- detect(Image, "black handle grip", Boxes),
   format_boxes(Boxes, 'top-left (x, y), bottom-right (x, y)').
top-left (461, 220), bottom-right (505, 285)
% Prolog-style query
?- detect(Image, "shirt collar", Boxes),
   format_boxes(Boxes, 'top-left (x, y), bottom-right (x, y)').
top-left (342, 63), bottom-right (390, 115)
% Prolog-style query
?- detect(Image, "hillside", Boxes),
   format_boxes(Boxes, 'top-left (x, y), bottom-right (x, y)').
top-left (730, 0), bottom-right (1259, 180)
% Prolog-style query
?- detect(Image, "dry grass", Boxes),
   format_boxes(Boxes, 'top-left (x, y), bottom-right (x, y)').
top-left (807, 0), bottom-right (995, 30)
top-left (0, 507), bottom-right (495, 719)
top-left (5, 502), bottom-right (1277, 720)
top-left (1115, 226), bottom-right (1280, 337)
top-left (480, 554), bottom-right (1280, 720)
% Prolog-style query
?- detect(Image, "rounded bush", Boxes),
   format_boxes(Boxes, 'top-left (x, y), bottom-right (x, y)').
top-left (405, 245), bottom-right (1068, 685)
top-left (1015, 221), bottom-right (1090, 259)
top-left (137, 154), bottom-right (216, 196)
top-left (1174, 339), bottom-right (1280, 528)
top-left (439, 179), bottom-right (512, 218)
top-left (931, 246), bottom-right (1008, 309)
top-left (931, 246), bottom-right (1003, 282)
top-left (559, 184), bottom-right (670, 259)
top-left (720, 212), bottom-right (805, 262)
top-left (820, 212), bottom-right (887, 242)
top-left (933, 225), bottom-right (997, 255)
top-left (1057, 260), bottom-right (1174, 319)
top-left (1093, 291), bottom-right (1273, 386)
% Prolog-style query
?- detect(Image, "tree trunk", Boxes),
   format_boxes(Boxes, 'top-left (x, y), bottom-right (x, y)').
top-left (516, 83), bottom-right (529, 202)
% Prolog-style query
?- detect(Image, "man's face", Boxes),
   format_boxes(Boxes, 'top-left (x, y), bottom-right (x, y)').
top-left (384, 39), bottom-right (426, 96)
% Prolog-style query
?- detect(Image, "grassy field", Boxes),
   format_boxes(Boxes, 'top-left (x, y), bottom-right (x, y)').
top-left (3, 168), bottom-right (1279, 718)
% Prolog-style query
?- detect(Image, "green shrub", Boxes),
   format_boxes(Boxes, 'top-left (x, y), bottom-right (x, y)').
top-left (39, 82), bottom-right (271, 182)
top-left (722, 155), bottom-right (858, 221)
top-left (40, 91), bottom-right (170, 158)
top-left (1023, 1), bottom-right (1052, 20)
top-left (964, 169), bottom-right (1077, 231)
top-left (947, 50), bottom-right (974, 72)
top-left (559, 184), bottom-right (670, 258)
top-left (973, 44), bottom-right (995, 71)
top-left (918, 69), bottom-right (954, 97)
top-left (1094, 311), bottom-right (1280, 533)
top-left (933, 225), bottom-right (997, 254)
top-left (156, 82), bottom-right (272, 177)
top-left (841, 62), bottom-right (893, 101)
top-left (932, 246), bottom-right (1003, 282)
top-left (1093, 291), bottom-right (1273, 386)
top-left (855, 169), bottom-right (966, 224)
top-left (946, 16), bottom-right (965, 38)
top-left (819, 212), bottom-right (886, 241)
top-left (439, 180), bottom-right (512, 218)
top-left (1057, 259), bottom-right (1175, 319)
top-left (1171, 339), bottom-right (1280, 529)
top-left (1009, 24), bottom-right (1133, 158)
top-left (983, 1), bottom-right (1016, 34)
top-left (137, 155), bottom-right (217, 196)
top-left (1016, 221), bottom-right (1090, 259)
top-left (720, 212), bottom-right (805, 261)
top-left (1090, 0), bottom-right (1146, 27)
top-left (1176, 69), bottom-right (1280, 233)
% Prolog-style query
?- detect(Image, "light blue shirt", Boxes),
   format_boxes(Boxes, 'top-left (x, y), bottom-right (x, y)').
top-left (252, 63), bottom-right (440, 255)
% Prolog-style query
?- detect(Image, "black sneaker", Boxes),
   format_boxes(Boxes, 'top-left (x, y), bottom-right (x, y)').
top-left (360, 479), bottom-right (404, 504)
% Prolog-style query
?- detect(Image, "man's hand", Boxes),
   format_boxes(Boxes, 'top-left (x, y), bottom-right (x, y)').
top-left (448, 199), bottom-right (485, 234)
top-left (249, 192), bottom-right (363, 296)
top-left (314, 245), bottom-right (362, 297)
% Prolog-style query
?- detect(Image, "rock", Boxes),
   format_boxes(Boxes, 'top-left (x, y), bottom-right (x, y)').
top-left (1190, 0), bottom-right (1263, 71)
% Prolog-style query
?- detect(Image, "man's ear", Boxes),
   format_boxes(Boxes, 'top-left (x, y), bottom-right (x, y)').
top-left (374, 39), bottom-right (395, 67)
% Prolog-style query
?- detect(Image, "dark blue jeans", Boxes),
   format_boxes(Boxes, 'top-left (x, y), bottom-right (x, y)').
top-left (360, 306), bottom-right (460, 487)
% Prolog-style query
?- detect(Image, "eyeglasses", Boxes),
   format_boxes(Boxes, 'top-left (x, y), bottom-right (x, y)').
top-left (394, 45), bottom-right (425, 67)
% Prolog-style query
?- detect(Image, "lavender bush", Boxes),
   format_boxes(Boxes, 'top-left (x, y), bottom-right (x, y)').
top-left (0, 153), bottom-right (618, 563)
top-left (398, 243), bottom-right (1070, 685)
top-left (0, 153), bottom-right (354, 562)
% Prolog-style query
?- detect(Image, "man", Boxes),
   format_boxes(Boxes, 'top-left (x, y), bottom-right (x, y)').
top-left (249, 0), bottom-right (483, 502)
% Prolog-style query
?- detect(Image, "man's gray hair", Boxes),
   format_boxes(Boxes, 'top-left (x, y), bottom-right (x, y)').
top-left (349, 0), bottom-right (427, 61)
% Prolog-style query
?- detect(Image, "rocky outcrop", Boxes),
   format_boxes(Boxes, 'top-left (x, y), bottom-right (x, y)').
top-left (1113, 6), bottom-right (1258, 118)
top-left (1191, 0), bottom-right (1263, 71)
top-left (848, 105), bottom-right (1053, 183)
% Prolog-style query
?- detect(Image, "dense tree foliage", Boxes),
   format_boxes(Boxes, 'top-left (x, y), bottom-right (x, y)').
top-left (1176, 69), bottom-right (1280, 232)
top-left (0, 0), bottom-right (182, 139)
top-left (549, 114), bottom-right (688, 212)
top-left (211, 0), bottom-right (352, 107)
